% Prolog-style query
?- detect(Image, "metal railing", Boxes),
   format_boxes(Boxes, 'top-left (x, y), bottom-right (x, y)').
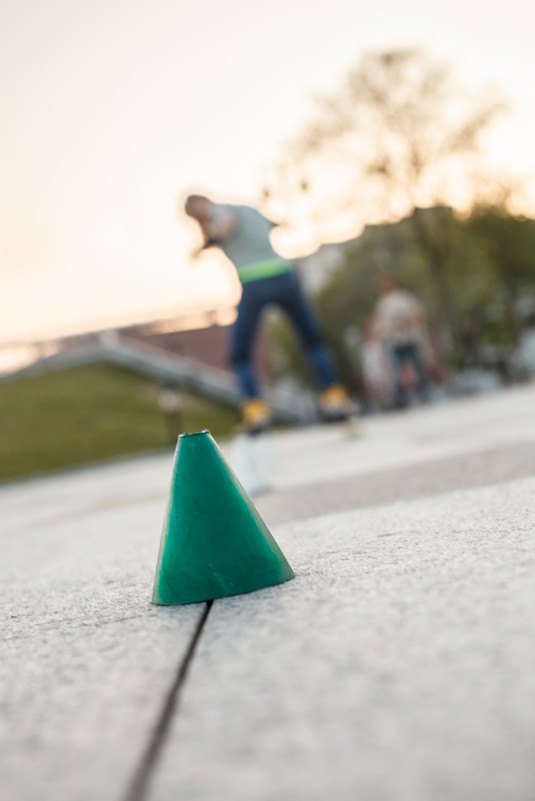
top-left (3, 335), bottom-right (315, 424)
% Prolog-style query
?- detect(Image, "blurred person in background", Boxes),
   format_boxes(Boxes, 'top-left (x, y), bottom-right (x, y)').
top-left (184, 194), bottom-right (354, 433)
top-left (519, 312), bottom-right (535, 376)
top-left (373, 273), bottom-right (430, 409)
top-left (360, 314), bottom-right (393, 411)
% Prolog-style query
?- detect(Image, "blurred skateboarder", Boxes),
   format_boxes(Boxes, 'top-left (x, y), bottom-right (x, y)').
top-left (184, 194), bottom-right (354, 433)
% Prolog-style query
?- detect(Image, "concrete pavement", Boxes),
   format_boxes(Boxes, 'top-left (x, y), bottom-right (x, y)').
top-left (1, 383), bottom-right (535, 801)
top-left (149, 478), bottom-right (535, 801)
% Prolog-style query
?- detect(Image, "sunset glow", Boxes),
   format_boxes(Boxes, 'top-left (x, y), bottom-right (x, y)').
top-left (2, 0), bottom-right (535, 348)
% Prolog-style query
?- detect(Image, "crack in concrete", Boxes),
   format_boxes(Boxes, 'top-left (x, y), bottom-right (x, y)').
top-left (120, 600), bottom-right (213, 801)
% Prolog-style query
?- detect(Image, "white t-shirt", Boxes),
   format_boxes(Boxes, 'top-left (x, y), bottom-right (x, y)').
top-left (374, 289), bottom-right (424, 344)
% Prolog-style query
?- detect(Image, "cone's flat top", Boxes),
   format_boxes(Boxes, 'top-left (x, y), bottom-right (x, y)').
top-left (179, 429), bottom-right (210, 438)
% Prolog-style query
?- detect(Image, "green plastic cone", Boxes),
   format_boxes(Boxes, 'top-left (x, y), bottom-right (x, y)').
top-left (152, 429), bottom-right (295, 605)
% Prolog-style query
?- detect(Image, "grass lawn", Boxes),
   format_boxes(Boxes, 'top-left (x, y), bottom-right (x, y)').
top-left (0, 364), bottom-right (240, 482)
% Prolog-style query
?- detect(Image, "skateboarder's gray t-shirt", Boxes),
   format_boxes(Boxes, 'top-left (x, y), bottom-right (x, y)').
top-left (213, 204), bottom-right (290, 282)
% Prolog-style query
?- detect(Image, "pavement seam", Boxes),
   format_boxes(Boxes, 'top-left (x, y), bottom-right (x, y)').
top-left (120, 600), bottom-right (213, 801)
top-left (255, 441), bottom-right (535, 525)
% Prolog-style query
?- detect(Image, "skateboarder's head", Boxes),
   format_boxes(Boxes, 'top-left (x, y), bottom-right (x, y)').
top-left (184, 194), bottom-right (213, 224)
top-left (378, 272), bottom-right (397, 295)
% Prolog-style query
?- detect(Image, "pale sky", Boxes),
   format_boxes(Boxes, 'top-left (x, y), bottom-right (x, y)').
top-left (1, 0), bottom-right (535, 346)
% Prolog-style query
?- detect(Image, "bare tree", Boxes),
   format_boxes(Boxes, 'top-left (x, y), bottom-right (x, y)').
top-left (262, 48), bottom-right (510, 349)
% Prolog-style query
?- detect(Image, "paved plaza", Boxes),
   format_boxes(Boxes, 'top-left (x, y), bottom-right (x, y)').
top-left (2, 384), bottom-right (535, 801)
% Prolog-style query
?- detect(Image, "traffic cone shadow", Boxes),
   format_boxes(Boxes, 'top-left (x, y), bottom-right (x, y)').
top-left (152, 429), bottom-right (295, 605)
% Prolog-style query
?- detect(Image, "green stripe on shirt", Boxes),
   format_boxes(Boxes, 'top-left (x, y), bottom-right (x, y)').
top-left (237, 258), bottom-right (292, 284)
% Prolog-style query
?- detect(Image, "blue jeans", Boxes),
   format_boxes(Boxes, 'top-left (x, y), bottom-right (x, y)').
top-left (230, 271), bottom-right (337, 398)
top-left (390, 341), bottom-right (429, 408)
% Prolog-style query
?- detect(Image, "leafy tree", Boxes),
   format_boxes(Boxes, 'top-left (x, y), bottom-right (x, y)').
top-left (268, 209), bottom-right (507, 394)
top-left (465, 210), bottom-right (535, 343)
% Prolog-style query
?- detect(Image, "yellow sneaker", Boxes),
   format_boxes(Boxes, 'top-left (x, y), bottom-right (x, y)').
top-left (241, 397), bottom-right (272, 434)
top-left (318, 384), bottom-right (355, 422)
